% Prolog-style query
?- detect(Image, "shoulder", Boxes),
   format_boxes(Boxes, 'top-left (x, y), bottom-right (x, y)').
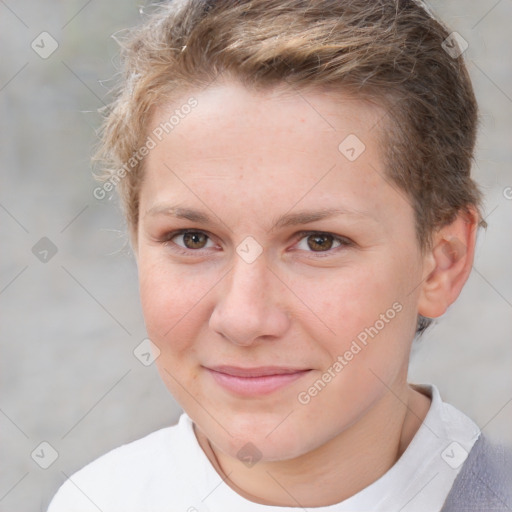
top-left (441, 434), bottom-right (512, 511)
top-left (47, 419), bottom-right (190, 512)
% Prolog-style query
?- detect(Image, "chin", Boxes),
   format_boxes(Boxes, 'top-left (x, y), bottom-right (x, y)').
top-left (203, 412), bottom-right (319, 463)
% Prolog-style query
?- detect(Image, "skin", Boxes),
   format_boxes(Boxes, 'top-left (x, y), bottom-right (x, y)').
top-left (134, 80), bottom-right (477, 507)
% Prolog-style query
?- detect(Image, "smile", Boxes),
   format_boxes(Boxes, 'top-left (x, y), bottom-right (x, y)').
top-left (204, 366), bottom-right (312, 396)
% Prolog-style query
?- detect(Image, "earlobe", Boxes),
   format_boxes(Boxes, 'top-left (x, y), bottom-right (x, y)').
top-left (417, 209), bottom-right (478, 319)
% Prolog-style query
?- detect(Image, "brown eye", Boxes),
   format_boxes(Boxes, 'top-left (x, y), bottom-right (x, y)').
top-left (171, 231), bottom-right (211, 250)
top-left (306, 233), bottom-right (335, 251)
top-left (183, 231), bottom-right (208, 249)
top-left (295, 232), bottom-right (348, 254)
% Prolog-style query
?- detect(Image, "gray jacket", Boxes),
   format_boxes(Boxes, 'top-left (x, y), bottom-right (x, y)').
top-left (440, 435), bottom-right (512, 511)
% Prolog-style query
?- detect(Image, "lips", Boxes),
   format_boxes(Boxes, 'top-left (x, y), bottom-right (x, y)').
top-left (208, 365), bottom-right (308, 377)
top-left (204, 365), bottom-right (312, 396)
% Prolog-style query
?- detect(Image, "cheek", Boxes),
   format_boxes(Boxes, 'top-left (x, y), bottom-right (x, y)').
top-left (287, 261), bottom-right (401, 333)
top-left (286, 252), bottom-right (419, 366)
top-left (137, 254), bottom-right (213, 348)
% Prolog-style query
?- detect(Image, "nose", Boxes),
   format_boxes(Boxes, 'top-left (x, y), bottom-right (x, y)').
top-left (209, 256), bottom-right (290, 346)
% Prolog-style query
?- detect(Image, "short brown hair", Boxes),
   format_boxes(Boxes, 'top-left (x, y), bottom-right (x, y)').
top-left (93, 0), bottom-right (486, 334)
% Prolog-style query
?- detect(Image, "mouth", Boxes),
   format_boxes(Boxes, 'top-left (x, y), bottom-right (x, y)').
top-left (203, 365), bottom-right (312, 396)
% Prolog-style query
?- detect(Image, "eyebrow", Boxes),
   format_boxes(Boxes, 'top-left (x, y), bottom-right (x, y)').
top-left (146, 205), bottom-right (372, 231)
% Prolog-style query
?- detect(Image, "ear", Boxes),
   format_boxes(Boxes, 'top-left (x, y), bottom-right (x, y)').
top-left (417, 207), bottom-right (479, 319)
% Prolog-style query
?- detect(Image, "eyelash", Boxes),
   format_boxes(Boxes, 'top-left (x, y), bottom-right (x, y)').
top-left (161, 229), bottom-right (353, 257)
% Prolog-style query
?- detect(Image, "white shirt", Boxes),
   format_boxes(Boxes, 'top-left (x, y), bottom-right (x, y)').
top-left (48, 384), bottom-right (480, 512)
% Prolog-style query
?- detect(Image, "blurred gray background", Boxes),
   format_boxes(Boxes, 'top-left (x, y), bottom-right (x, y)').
top-left (1, 1), bottom-right (511, 511)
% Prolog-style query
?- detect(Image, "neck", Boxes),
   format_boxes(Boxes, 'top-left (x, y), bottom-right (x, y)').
top-left (195, 383), bottom-right (431, 507)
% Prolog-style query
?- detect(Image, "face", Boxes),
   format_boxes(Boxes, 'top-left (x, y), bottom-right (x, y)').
top-left (136, 80), bottom-right (426, 462)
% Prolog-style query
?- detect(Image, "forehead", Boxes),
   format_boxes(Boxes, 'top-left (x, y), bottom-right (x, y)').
top-left (140, 80), bottom-right (410, 230)
top-left (148, 81), bottom-right (385, 160)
